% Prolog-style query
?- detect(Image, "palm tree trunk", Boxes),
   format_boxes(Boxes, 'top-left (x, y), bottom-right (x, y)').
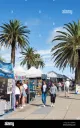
top-left (75, 50), bottom-right (80, 84)
top-left (75, 61), bottom-right (80, 84)
top-left (11, 42), bottom-right (15, 67)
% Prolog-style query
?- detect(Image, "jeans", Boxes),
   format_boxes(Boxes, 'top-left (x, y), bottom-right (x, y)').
top-left (42, 93), bottom-right (46, 105)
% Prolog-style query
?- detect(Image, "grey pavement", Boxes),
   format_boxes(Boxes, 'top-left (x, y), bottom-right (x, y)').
top-left (1, 91), bottom-right (80, 120)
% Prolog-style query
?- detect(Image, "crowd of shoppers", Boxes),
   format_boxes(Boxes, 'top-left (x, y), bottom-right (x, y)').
top-left (15, 79), bottom-right (71, 109)
top-left (15, 80), bottom-right (29, 109)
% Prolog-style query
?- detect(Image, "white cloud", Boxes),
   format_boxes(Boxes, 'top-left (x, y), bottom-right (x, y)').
top-left (38, 49), bottom-right (51, 55)
top-left (47, 26), bottom-right (66, 43)
top-left (45, 62), bottom-right (54, 67)
top-left (37, 49), bottom-right (54, 67)
top-left (2, 53), bottom-right (10, 62)
top-left (42, 55), bottom-right (51, 59)
top-left (0, 45), bottom-right (55, 69)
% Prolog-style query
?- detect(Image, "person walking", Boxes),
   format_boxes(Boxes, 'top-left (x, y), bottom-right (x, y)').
top-left (50, 82), bottom-right (57, 107)
top-left (41, 81), bottom-right (48, 107)
top-left (22, 80), bottom-right (28, 103)
top-left (26, 81), bottom-right (30, 104)
top-left (58, 82), bottom-right (62, 92)
top-left (15, 81), bottom-right (21, 108)
top-left (64, 79), bottom-right (70, 97)
top-left (19, 82), bottom-right (27, 108)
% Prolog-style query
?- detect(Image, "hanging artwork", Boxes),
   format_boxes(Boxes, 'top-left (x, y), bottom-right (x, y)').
top-left (7, 79), bottom-right (13, 94)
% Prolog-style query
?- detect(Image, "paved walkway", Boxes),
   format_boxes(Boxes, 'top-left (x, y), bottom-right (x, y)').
top-left (1, 91), bottom-right (80, 120)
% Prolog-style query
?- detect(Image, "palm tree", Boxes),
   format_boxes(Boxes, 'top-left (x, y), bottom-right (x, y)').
top-left (0, 20), bottom-right (30, 67)
top-left (0, 56), bottom-right (6, 62)
top-left (51, 20), bottom-right (80, 84)
top-left (20, 47), bottom-right (45, 69)
top-left (20, 47), bottom-right (36, 69)
top-left (34, 53), bottom-right (45, 69)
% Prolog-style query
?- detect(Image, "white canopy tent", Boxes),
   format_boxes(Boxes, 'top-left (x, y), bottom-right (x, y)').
top-left (13, 66), bottom-right (27, 80)
top-left (26, 67), bottom-right (43, 78)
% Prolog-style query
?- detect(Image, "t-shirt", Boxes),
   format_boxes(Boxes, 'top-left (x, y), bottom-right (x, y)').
top-left (15, 86), bottom-right (20, 95)
top-left (23, 84), bottom-right (28, 90)
top-left (43, 85), bottom-right (47, 92)
top-left (65, 81), bottom-right (70, 88)
top-left (50, 86), bottom-right (57, 94)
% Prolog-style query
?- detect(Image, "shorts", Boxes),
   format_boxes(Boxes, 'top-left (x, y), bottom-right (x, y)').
top-left (15, 94), bottom-right (20, 101)
top-left (65, 86), bottom-right (69, 92)
top-left (22, 91), bottom-right (27, 97)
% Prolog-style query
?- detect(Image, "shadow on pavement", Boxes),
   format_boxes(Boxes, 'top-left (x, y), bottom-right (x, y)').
top-left (30, 104), bottom-right (43, 106)
top-left (57, 95), bottom-right (80, 100)
top-left (69, 92), bottom-right (76, 94)
top-left (30, 104), bottom-right (51, 107)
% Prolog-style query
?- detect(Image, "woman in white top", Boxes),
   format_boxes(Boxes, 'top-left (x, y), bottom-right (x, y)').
top-left (15, 81), bottom-right (20, 108)
top-left (41, 81), bottom-right (48, 107)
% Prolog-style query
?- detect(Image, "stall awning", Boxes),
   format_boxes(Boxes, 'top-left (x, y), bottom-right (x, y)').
top-left (26, 67), bottom-right (43, 78)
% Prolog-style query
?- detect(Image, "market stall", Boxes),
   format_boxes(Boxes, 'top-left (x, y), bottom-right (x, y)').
top-left (47, 71), bottom-right (65, 83)
top-left (26, 67), bottom-right (43, 96)
top-left (0, 60), bottom-right (14, 115)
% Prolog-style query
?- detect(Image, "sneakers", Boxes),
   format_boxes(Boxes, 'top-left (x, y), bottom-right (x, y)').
top-left (51, 104), bottom-right (55, 107)
top-left (42, 104), bottom-right (46, 107)
top-left (19, 106), bottom-right (23, 109)
top-left (53, 104), bottom-right (55, 107)
top-left (23, 104), bottom-right (26, 107)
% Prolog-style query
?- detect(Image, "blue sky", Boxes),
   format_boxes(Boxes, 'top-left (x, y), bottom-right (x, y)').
top-left (0, 0), bottom-right (79, 78)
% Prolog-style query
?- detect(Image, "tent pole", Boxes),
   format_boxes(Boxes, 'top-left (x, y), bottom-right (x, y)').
top-left (28, 78), bottom-right (30, 103)
top-left (12, 79), bottom-right (15, 111)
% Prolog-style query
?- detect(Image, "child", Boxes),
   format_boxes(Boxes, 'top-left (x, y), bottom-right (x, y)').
top-left (50, 82), bottom-right (57, 107)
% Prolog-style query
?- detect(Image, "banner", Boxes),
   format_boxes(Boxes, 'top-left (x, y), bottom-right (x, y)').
top-left (0, 61), bottom-right (14, 79)
top-left (76, 84), bottom-right (80, 94)
top-left (0, 60), bottom-right (13, 73)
